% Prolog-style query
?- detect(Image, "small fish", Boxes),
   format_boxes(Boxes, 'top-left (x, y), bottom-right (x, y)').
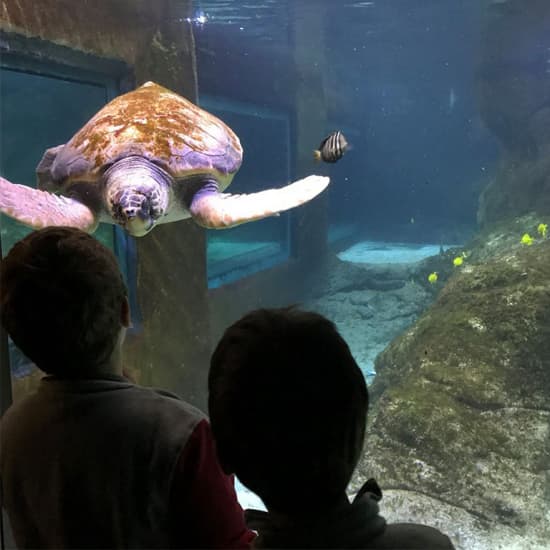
top-left (410, 217), bottom-right (415, 224)
top-left (313, 131), bottom-right (349, 163)
top-left (521, 233), bottom-right (534, 246)
top-left (453, 256), bottom-right (464, 267)
top-left (428, 272), bottom-right (438, 284)
top-left (537, 223), bottom-right (548, 238)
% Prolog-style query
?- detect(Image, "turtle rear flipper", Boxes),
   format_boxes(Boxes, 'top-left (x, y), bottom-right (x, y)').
top-left (189, 174), bottom-right (330, 229)
top-left (0, 177), bottom-right (98, 232)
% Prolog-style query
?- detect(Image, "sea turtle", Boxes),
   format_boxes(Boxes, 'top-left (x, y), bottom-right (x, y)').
top-left (0, 81), bottom-right (329, 237)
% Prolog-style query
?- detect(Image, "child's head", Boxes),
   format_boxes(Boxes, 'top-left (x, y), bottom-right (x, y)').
top-left (208, 306), bottom-right (368, 516)
top-left (0, 227), bottom-right (128, 376)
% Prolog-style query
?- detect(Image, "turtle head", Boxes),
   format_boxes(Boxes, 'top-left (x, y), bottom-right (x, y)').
top-left (103, 156), bottom-right (172, 237)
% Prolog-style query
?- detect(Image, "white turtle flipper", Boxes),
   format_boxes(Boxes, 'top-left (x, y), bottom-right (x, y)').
top-left (189, 174), bottom-right (330, 229)
top-left (0, 177), bottom-right (98, 233)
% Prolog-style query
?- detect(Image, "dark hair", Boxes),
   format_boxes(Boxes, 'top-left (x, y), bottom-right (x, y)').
top-left (208, 306), bottom-right (368, 516)
top-left (0, 227), bottom-right (127, 376)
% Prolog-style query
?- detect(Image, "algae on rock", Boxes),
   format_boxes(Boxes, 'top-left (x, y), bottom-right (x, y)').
top-left (353, 218), bottom-right (550, 549)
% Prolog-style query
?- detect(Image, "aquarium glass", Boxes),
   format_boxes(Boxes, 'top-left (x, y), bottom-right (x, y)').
top-left (0, 69), bottom-right (114, 252)
top-left (193, 2), bottom-right (548, 548)
top-left (0, 65), bottom-right (137, 390)
top-left (2, 1), bottom-right (550, 549)
top-left (201, 96), bottom-right (291, 287)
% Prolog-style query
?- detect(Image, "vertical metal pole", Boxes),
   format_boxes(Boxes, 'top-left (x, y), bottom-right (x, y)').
top-left (0, 235), bottom-right (12, 416)
top-left (0, 234), bottom-right (10, 550)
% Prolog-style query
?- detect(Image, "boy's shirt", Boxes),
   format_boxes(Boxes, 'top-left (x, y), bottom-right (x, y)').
top-left (0, 375), bottom-right (254, 549)
top-left (171, 418), bottom-right (255, 548)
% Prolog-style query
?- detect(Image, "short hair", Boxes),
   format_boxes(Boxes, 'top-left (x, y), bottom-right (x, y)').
top-left (0, 227), bottom-right (127, 376)
top-left (208, 306), bottom-right (368, 516)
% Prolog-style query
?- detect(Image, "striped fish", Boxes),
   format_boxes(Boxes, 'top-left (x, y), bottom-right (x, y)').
top-left (313, 131), bottom-right (349, 163)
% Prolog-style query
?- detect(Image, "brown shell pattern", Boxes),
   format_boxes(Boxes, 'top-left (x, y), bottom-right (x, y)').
top-left (63, 81), bottom-right (243, 183)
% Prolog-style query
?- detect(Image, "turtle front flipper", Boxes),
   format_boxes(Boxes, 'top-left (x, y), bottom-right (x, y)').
top-left (187, 174), bottom-right (330, 229)
top-left (0, 177), bottom-right (98, 232)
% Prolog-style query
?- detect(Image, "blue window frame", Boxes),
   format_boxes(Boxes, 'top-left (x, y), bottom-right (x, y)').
top-left (200, 95), bottom-right (292, 288)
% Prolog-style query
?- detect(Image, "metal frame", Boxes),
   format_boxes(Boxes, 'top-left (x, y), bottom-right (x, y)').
top-left (0, 30), bottom-right (133, 90)
top-left (0, 234), bottom-right (9, 549)
top-left (0, 238), bottom-right (11, 418)
top-left (200, 94), bottom-right (292, 287)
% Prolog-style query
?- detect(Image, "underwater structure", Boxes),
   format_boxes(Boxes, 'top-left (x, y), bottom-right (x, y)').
top-left (1, 1), bottom-right (549, 549)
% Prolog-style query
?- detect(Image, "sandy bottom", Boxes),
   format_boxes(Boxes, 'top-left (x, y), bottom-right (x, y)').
top-left (337, 240), bottom-right (461, 264)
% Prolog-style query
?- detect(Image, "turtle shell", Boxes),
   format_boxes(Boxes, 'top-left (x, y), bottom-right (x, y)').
top-left (40, 81), bottom-right (243, 192)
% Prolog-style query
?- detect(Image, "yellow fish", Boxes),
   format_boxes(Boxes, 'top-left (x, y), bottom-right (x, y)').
top-left (537, 223), bottom-right (548, 238)
top-left (453, 256), bottom-right (464, 267)
top-left (428, 272), bottom-right (438, 284)
top-left (521, 233), bottom-right (534, 246)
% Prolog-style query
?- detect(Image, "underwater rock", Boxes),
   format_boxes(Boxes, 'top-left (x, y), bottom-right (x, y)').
top-left (476, 1), bottom-right (550, 225)
top-left (477, 153), bottom-right (550, 226)
top-left (476, 0), bottom-right (550, 154)
top-left (308, 254), bottom-right (414, 298)
top-left (353, 220), bottom-right (550, 549)
top-left (306, 254), bottom-right (432, 380)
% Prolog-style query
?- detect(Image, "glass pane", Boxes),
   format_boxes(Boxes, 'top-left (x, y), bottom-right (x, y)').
top-left (196, 4), bottom-right (540, 545)
top-left (0, 69), bottom-right (114, 253)
top-left (0, 68), bottom-right (118, 399)
top-left (201, 98), bottom-right (291, 287)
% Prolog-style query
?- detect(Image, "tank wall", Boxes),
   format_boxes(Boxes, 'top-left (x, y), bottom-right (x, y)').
top-left (206, 3), bottom-right (331, 353)
top-left (1, 0), bottom-right (159, 65)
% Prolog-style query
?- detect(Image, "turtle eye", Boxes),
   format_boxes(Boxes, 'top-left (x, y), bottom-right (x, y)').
top-left (138, 198), bottom-right (153, 219)
top-left (148, 189), bottom-right (164, 218)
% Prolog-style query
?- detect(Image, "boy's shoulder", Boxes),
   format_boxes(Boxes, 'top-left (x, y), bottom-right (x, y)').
top-left (1, 379), bottom-right (207, 438)
top-left (139, 385), bottom-right (207, 420)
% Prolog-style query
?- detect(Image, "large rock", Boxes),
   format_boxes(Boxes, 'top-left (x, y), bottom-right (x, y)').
top-left (477, 153), bottom-right (550, 226)
top-left (306, 254), bottom-right (434, 383)
top-left (476, 1), bottom-right (550, 225)
top-left (353, 217), bottom-right (550, 549)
